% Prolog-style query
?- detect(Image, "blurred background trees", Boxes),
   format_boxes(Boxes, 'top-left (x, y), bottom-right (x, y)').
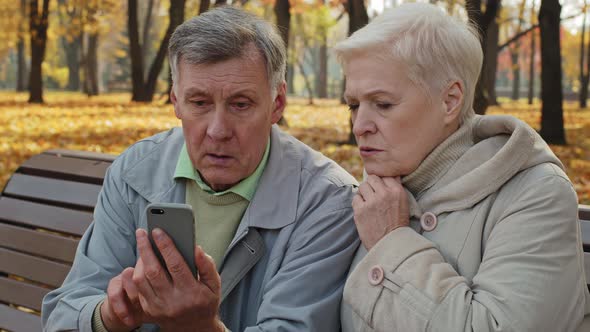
top-left (0, 0), bottom-right (587, 145)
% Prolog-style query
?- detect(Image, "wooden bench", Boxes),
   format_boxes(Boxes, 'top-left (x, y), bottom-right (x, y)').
top-left (0, 150), bottom-right (589, 331)
top-left (0, 149), bottom-right (115, 332)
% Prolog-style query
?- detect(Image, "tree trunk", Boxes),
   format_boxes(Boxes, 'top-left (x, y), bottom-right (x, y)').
top-left (28, 0), bottom-right (51, 104)
top-left (297, 57), bottom-right (314, 105)
top-left (580, 2), bottom-right (588, 108)
top-left (317, 39), bottom-right (328, 98)
top-left (465, 0), bottom-right (501, 115)
top-left (539, 0), bottom-right (566, 145)
top-left (510, 47), bottom-right (520, 100)
top-left (274, 0), bottom-right (290, 52)
top-left (129, 0), bottom-right (185, 102)
top-left (528, 1), bottom-right (537, 105)
top-left (64, 35), bottom-right (81, 91)
top-left (344, 0), bottom-right (368, 144)
top-left (274, 0), bottom-right (290, 126)
top-left (485, 18), bottom-right (499, 105)
top-left (199, 0), bottom-right (210, 14)
top-left (17, 0), bottom-right (27, 92)
top-left (214, 0), bottom-right (227, 6)
top-left (84, 33), bottom-right (99, 96)
top-left (142, 0), bottom-right (155, 70)
top-left (128, 0), bottom-right (146, 100)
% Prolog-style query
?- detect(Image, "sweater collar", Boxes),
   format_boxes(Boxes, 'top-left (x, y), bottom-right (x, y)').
top-left (403, 118), bottom-right (474, 199)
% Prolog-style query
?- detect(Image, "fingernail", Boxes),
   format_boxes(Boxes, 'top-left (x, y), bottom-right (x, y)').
top-left (153, 228), bottom-right (164, 240)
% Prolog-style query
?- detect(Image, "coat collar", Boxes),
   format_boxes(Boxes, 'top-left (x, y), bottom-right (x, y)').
top-left (121, 125), bottom-right (301, 230)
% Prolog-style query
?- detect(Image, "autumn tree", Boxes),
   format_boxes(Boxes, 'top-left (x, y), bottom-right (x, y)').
top-left (28, 0), bottom-right (51, 103)
top-left (343, 0), bottom-right (368, 144)
top-left (528, 0), bottom-right (537, 105)
top-left (129, 0), bottom-right (185, 102)
top-left (538, 0), bottom-right (565, 145)
top-left (580, 0), bottom-right (589, 108)
top-left (17, 0), bottom-right (28, 91)
top-left (465, 0), bottom-right (501, 115)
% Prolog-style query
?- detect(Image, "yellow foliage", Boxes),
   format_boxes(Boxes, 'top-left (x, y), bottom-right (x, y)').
top-left (0, 93), bottom-right (589, 205)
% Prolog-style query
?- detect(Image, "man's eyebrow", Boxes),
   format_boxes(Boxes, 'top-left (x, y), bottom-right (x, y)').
top-left (184, 88), bottom-right (209, 98)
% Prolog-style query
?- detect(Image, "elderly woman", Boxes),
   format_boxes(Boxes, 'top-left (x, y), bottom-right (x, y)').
top-left (336, 3), bottom-right (590, 331)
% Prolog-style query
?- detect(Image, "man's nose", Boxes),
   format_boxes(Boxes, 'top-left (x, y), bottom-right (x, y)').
top-left (352, 105), bottom-right (377, 137)
top-left (206, 106), bottom-right (233, 140)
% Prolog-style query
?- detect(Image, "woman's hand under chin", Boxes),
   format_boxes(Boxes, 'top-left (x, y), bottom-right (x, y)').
top-left (353, 175), bottom-right (410, 250)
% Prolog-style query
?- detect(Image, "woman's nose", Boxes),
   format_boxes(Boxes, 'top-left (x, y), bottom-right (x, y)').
top-left (352, 107), bottom-right (377, 137)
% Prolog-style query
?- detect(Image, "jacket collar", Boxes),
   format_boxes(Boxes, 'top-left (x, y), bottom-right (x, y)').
top-left (120, 125), bottom-right (301, 230)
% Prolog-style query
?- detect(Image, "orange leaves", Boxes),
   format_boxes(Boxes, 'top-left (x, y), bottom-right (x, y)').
top-left (1, 93), bottom-right (590, 205)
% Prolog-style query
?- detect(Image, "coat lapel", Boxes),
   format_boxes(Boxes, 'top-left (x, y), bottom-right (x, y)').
top-left (219, 229), bottom-right (266, 302)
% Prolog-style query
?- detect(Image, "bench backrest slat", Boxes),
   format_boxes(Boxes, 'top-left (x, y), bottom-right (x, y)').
top-left (0, 277), bottom-right (50, 312)
top-left (19, 153), bottom-right (113, 185)
top-left (3, 174), bottom-right (102, 211)
top-left (0, 223), bottom-right (79, 263)
top-left (0, 197), bottom-right (92, 236)
top-left (0, 303), bottom-right (42, 332)
top-left (0, 248), bottom-right (71, 288)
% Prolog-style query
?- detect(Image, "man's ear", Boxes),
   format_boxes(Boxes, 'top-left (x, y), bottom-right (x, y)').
top-left (442, 80), bottom-right (463, 125)
top-left (170, 86), bottom-right (181, 119)
top-left (270, 82), bottom-right (287, 124)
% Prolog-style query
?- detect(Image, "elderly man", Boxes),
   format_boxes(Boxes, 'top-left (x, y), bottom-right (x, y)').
top-left (42, 7), bottom-right (359, 331)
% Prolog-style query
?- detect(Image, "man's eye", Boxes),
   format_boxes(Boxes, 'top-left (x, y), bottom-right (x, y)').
top-left (233, 102), bottom-right (251, 111)
top-left (192, 100), bottom-right (207, 107)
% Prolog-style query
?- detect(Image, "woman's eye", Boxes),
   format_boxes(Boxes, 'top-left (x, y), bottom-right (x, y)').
top-left (376, 102), bottom-right (392, 110)
top-left (348, 104), bottom-right (359, 112)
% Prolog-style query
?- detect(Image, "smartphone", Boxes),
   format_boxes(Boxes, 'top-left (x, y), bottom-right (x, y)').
top-left (145, 203), bottom-right (197, 277)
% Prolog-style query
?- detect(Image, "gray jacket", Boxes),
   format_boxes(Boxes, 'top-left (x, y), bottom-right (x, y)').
top-left (42, 125), bottom-right (360, 331)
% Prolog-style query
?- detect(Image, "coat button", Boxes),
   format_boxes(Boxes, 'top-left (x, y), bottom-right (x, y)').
top-left (420, 212), bottom-right (438, 232)
top-left (368, 265), bottom-right (384, 286)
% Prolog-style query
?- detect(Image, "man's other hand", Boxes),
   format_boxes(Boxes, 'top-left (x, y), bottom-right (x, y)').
top-left (101, 267), bottom-right (145, 331)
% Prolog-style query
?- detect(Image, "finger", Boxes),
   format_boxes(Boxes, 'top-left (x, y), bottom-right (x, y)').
top-left (366, 175), bottom-right (386, 193)
top-left (106, 274), bottom-right (136, 327)
top-left (382, 177), bottom-right (404, 192)
top-left (152, 228), bottom-right (194, 287)
top-left (122, 267), bottom-right (140, 307)
top-left (133, 257), bottom-right (159, 304)
top-left (357, 182), bottom-right (375, 201)
top-left (136, 229), bottom-right (171, 294)
top-left (195, 245), bottom-right (221, 296)
top-left (352, 193), bottom-right (364, 207)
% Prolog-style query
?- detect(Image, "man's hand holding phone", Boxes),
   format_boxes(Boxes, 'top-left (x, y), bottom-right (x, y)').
top-left (100, 225), bottom-right (225, 331)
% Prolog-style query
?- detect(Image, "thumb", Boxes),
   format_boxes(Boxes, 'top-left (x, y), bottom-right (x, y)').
top-left (194, 245), bottom-right (221, 296)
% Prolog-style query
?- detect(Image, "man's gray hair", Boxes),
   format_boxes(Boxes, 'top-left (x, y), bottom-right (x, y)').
top-left (169, 7), bottom-right (286, 94)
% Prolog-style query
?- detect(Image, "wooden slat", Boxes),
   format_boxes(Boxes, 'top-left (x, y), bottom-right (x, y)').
top-left (0, 303), bottom-right (41, 332)
top-left (0, 248), bottom-right (71, 288)
top-left (19, 154), bottom-right (112, 185)
top-left (0, 197), bottom-right (92, 236)
top-left (3, 174), bottom-right (102, 211)
top-left (0, 223), bottom-right (79, 263)
top-left (581, 220), bottom-right (590, 252)
top-left (580, 205), bottom-right (590, 222)
top-left (585, 253), bottom-right (590, 287)
top-left (0, 277), bottom-right (50, 312)
top-left (45, 149), bottom-right (116, 163)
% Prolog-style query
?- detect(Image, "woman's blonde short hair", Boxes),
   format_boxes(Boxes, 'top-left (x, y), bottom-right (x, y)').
top-left (334, 3), bottom-right (482, 123)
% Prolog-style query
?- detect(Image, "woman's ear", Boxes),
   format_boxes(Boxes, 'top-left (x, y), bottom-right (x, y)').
top-left (442, 80), bottom-right (463, 125)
